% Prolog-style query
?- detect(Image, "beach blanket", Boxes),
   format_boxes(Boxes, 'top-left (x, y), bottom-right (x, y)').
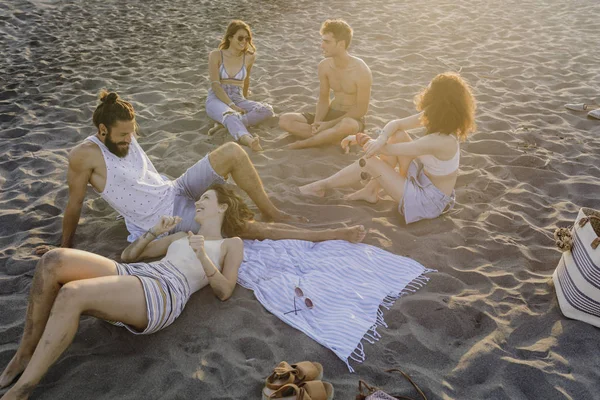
top-left (237, 239), bottom-right (435, 372)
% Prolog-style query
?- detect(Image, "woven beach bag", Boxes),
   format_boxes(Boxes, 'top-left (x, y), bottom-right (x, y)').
top-left (553, 207), bottom-right (600, 327)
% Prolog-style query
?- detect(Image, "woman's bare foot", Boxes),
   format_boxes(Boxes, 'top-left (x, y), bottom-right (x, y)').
top-left (337, 225), bottom-right (367, 243)
top-left (0, 354), bottom-right (30, 388)
top-left (1, 382), bottom-right (35, 400)
top-left (298, 182), bottom-right (325, 197)
top-left (344, 187), bottom-right (379, 204)
top-left (239, 135), bottom-right (263, 151)
top-left (207, 123), bottom-right (224, 136)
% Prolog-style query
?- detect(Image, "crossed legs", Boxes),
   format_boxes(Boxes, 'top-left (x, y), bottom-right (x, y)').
top-left (279, 113), bottom-right (361, 149)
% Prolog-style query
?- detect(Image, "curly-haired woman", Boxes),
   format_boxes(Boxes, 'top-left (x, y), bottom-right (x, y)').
top-left (299, 72), bottom-right (476, 224)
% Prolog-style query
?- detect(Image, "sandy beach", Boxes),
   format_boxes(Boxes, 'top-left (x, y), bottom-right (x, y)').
top-left (1, 0), bottom-right (600, 398)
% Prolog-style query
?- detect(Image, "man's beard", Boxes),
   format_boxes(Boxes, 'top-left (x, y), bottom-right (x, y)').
top-left (105, 134), bottom-right (130, 158)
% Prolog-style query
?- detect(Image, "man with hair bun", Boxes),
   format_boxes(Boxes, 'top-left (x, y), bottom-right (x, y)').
top-left (36, 90), bottom-right (366, 253)
top-left (279, 19), bottom-right (372, 149)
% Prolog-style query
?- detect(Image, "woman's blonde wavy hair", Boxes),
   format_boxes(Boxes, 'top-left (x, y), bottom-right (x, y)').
top-left (414, 72), bottom-right (476, 141)
top-left (207, 184), bottom-right (254, 237)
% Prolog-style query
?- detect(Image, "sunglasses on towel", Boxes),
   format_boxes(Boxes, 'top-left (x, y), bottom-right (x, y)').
top-left (284, 281), bottom-right (314, 316)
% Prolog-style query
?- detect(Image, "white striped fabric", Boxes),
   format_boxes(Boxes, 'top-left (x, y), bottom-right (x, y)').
top-left (112, 261), bottom-right (191, 335)
top-left (237, 239), bottom-right (435, 372)
top-left (553, 208), bottom-right (600, 328)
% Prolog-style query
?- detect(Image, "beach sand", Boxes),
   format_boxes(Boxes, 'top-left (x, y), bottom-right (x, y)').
top-left (1, 0), bottom-right (600, 398)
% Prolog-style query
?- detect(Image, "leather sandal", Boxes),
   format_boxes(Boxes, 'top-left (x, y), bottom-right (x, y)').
top-left (262, 381), bottom-right (334, 400)
top-left (264, 361), bottom-right (323, 391)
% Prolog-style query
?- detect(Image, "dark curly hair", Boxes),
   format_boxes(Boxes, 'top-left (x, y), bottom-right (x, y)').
top-left (207, 184), bottom-right (254, 237)
top-left (414, 72), bottom-right (476, 141)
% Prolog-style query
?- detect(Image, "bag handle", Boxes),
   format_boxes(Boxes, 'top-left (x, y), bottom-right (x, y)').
top-left (355, 369), bottom-right (428, 400)
top-left (386, 369), bottom-right (428, 400)
top-left (578, 215), bottom-right (600, 249)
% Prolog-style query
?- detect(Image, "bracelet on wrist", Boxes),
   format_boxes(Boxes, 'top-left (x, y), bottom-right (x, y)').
top-left (228, 102), bottom-right (235, 107)
top-left (147, 229), bottom-right (157, 239)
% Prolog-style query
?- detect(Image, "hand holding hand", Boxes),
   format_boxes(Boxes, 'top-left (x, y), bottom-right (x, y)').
top-left (311, 120), bottom-right (333, 135)
top-left (363, 135), bottom-right (387, 159)
top-left (340, 135), bottom-right (357, 154)
top-left (187, 231), bottom-right (206, 258)
top-left (152, 216), bottom-right (182, 236)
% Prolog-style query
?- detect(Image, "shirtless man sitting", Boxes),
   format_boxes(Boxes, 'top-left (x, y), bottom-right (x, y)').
top-left (278, 19), bottom-right (372, 150)
top-left (35, 91), bottom-right (365, 255)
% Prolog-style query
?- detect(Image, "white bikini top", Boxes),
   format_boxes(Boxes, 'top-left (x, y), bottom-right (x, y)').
top-left (161, 237), bottom-right (224, 293)
top-left (219, 51), bottom-right (247, 81)
top-left (418, 134), bottom-right (460, 176)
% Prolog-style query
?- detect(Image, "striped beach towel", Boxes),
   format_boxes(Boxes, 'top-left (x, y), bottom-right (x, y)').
top-left (237, 239), bottom-right (435, 372)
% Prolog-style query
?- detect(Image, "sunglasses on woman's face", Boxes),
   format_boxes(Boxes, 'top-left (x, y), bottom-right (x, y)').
top-left (236, 35), bottom-right (249, 43)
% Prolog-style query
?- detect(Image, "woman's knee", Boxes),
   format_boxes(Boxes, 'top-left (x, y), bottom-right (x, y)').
top-left (37, 248), bottom-right (68, 276)
top-left (54, 282), bottom-right (85, 310)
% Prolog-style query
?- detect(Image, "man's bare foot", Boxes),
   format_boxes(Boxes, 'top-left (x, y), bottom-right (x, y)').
top-left (284, 141), bottom-right (303, 150)
top-left (0, 354), bottom-right (30, 388)
top-left (239, 135), bottom-right (263, 152)
top-left (337, 225), bottom-right (367, 243)
top-left (298, 182), bottom-right (325, 197)
top-left (344, 187), bottom-right (379, 204)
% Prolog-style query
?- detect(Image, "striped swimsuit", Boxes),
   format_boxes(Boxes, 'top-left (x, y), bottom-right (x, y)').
top-left (111, 238), bottom-right (224, 335)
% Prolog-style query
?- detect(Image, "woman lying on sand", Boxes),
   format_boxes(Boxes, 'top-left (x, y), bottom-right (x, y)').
top-left (206, 20), bottom-right (274, 151)
top-left (300, 72), bottom-right (476, 224)
top-left (2, 185), bottom-right (340, 400)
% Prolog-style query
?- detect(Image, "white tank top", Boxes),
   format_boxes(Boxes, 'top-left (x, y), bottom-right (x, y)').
top-left (162, 237), bottom-right (224, 293)
top-left (418, 134), bottom-right (460, 176)
top-left (86, 135), bottom-right (176, 231)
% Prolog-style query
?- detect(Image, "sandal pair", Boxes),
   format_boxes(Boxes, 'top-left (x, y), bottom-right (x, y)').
top-left (262, 361), bottom-right (334, 400)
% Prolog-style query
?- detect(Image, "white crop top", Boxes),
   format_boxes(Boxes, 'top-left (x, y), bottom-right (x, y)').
top-left (418, 135), bottom-right (460, 176)
top-left (162, 237), bottom-right (224, 293)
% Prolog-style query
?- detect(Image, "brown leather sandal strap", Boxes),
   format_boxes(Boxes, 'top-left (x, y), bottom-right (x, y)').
top-left (301, 381), bottom-right (327, 400)
top-left (268, 383), bottom-right (303, 399)
top-left (291, 362), bottom-right (319, 381)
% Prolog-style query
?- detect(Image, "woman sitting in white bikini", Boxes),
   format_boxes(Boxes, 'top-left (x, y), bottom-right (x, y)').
top-left (299, 72), bottom-right (476, 224)
top-left (205, 20), bottom-right (274, 151)
top-left (0, 185), bottom-right (251, 400)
